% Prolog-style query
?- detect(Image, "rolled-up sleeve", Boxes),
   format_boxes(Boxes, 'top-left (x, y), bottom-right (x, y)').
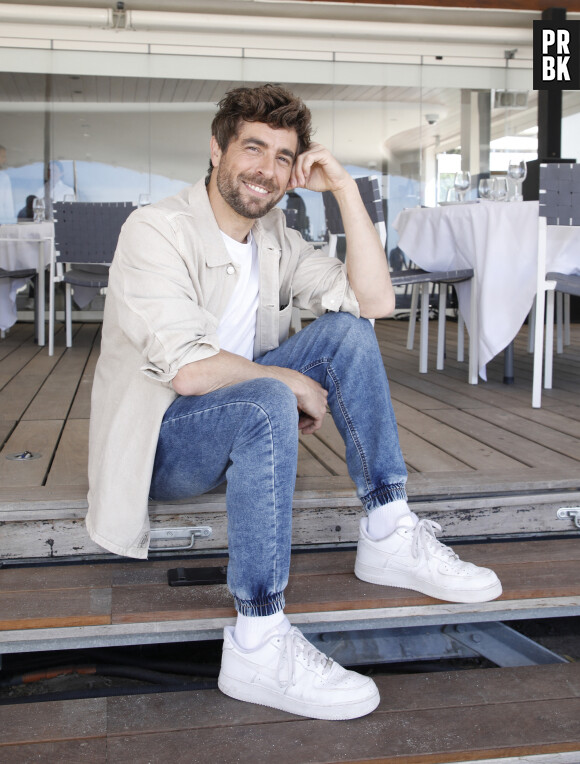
top-left (111, 209), bottom-right (220, 384)
top-left (289, 231), bottom-right (360, 318)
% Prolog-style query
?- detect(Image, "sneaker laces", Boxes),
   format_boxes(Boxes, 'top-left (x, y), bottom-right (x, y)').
top-left (277, 627), bottom-right (334, 687)
top-left (410, 518), bottom-right (459, 565)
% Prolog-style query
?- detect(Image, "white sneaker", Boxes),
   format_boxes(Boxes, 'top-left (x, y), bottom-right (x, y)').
top-left (355, 515), bottom-right (502, 604)
top-left (218, 624), bottom-right (380, 720)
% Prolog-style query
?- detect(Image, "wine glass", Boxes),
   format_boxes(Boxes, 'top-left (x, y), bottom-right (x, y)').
top-left (32, 197), bottom-right (45, 222)
top-left (454, 171), bottom-right (471, 202)
top-left (478, 178), bottom-right (493, 200)
top-left (493, 176), bottom-right (508, 202)
top-left (507, 160), bottom-right (527, 201)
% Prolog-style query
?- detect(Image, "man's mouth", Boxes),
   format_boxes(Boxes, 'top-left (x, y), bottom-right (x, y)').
top-left (243, 180), bottom-right (274, 197)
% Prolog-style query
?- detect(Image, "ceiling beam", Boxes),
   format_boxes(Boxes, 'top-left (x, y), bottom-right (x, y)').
top-left (283, 0), bottom-right (580, 10)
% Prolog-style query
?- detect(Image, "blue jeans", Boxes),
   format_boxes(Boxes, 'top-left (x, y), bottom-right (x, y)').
top-left (150, 312), bottom-right (407, 616)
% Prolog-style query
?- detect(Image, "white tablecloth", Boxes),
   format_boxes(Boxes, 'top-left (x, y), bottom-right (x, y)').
top-left (0, 221), bottom-right (54, 332)
top-left (393, 200), bottom-right (580, 380)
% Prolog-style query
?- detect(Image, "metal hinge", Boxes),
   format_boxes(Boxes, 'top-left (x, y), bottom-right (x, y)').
top-left (149, 526), bottom-right (212, 551)
top-left (557, 507), bottom-right (580, 529)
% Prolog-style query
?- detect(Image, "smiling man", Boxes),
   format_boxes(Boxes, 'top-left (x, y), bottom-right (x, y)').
top-left (87, 85), bottom-right (501, 721)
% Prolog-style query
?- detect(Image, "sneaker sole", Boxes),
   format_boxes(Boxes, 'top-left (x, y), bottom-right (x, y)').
top-left (354, 561), bottom-right (503, 604)
top-left (217, 672), bottom-right (380, 721)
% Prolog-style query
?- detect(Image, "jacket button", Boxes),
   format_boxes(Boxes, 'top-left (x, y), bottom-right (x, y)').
top-left (226, 265), bottom-right (235, 275)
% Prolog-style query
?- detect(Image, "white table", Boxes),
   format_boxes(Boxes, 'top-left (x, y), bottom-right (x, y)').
top-left (0, 222), bottom-right (54, 345)
top-left (393, 200), bottom-right (580, 380)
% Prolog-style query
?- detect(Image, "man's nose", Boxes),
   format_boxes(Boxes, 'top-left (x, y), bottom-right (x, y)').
top-left (255, 153), bottom-right (276, 178)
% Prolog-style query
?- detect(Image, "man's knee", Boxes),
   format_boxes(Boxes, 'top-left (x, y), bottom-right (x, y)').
top-left (240, 377), bottom-right (299, 428)
top-left (317, 311), bottom-right (376, 349)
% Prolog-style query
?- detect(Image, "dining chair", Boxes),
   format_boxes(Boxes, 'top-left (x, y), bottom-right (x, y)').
top-left (532, 162), bottom-right (580, 408)
top-left (322, 176), bottom-right (477, 382)
top-left (49, 201), bottom-right (136, 355)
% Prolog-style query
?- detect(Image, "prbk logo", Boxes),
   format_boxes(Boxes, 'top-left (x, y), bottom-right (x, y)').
top-left (533, 21), bottom-right (580, 89)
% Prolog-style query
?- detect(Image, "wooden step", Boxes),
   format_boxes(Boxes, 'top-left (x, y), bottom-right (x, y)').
top-left (1, 538), bottom-right (579, 655)
top-left (1, 663), bottom-right (579, 763)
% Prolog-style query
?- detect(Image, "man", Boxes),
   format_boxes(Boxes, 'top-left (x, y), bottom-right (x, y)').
top-left (35, 160), bottom-right (75, 217)
top-left (0, 144), bottom-right (15, 223)
top-left (87, 85), bottom-right (501, 721)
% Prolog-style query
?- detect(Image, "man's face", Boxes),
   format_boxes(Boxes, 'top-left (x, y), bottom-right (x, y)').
top-left (212, 121), bottom-right (298, 219)
top-left (0, 148), bottom-right (6, 169)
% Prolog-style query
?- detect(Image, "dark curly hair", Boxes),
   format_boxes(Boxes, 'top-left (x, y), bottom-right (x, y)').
top-left (207, 84), bottom-right (312, 179)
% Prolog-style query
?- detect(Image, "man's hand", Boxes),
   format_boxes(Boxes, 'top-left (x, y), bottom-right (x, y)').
top-left (269, 366), bottom-right (328, 434)
top-left (288, 142), bottom-right (353, 195)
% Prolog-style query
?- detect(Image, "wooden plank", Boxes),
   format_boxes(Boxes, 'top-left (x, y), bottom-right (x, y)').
top-left (45, 418), bottom-right (89, 487)
top-left (393, 400), bottom-right (526, 471)
top-left (296, 441), bottom-right (331, 477)
top-left (104, 699), bottom-right (580, 763)
top-left (23, 325), bottom-right (99, 422)
top-left (104, 664), bottom-right (580, 737)
top-left (0, 420), bottom-right (64, 487)
top-left (398, 425), bottom-right (473, 473)
top-left (0, 739), bottom-right (107, 762)
top-left (426, 407), bottom-right (580, 471)
top-left (467, 405), bottom-right (580, 463)
top-left (0, 698), bottom-right (106, 745)
top-left (299, 433), bottom-right (349, 476)
top-left (0, 587), bottom-right (112, 630)
top-left (0, 562), bottom-right (114, 593)
top-left (0, 324), bottom-right (35, 362)
top-left (0, 345), bottom-right (64, 422)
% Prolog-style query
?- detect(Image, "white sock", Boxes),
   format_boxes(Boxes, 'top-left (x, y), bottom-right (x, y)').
top-left (366, 499), bottom-right (416, 540)
top-left (234, 610), bottom-right (290, 650)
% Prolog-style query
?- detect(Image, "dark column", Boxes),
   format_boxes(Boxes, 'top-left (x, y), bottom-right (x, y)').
top-left (537, 7), bottom-right (566, 159)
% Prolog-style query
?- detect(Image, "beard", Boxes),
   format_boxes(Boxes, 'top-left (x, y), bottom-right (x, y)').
top-left (216, 165), bottom-right (284, 219)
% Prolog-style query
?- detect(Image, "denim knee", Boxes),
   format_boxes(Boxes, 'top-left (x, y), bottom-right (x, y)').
top-left (243, 377), bottom-right (299, 429)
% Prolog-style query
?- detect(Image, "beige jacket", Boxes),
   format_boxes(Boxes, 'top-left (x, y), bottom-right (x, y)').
top-left (86, 180), bottom-right (360, 558)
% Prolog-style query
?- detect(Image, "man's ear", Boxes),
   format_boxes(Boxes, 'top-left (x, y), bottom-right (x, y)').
top-left (209, 136), bottom-right (221, 169)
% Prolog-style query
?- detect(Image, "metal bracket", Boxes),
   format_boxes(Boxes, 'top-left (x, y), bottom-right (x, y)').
top-left (557, 507), bottom-right (580, 529)
top-left (149, 526), bottom-right (212, 551)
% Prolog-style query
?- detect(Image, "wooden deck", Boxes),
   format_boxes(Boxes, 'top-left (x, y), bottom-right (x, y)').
top-left (1, 318), bottom-right (579, 764)
top-left (0, 317), bottom-right (579, 559)
top-left (1, 538), bottom-right (579, 762)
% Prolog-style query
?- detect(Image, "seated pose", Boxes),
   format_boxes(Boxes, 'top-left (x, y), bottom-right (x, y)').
top-left (87, 84), bottom-right (501, 721)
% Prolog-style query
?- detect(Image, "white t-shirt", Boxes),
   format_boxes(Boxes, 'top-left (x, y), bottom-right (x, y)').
top-left (217, 229), bottom-right (259, 360)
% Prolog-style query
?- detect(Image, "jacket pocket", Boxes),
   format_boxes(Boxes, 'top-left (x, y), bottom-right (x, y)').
top-left (278, 288), bottom-right (293, 344)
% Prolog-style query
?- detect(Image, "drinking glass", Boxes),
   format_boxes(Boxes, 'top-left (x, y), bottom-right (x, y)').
top-left (138, 193), bottom-right (151, 207)
top-left (507, 160), bottom-right (527, 201)
top-left (32, 197), bottom-right (45, 222)
top-left (493, 176), bottom-right (508, 202)
top-left (478, 178), bottom-right (493, 200)
top-left (454, 171), bottom-right (471, 202)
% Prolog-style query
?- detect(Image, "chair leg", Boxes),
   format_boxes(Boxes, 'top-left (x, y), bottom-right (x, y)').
top-left (468, 274), bottom-right (478, 385)
top-left (48, 261), bottom-right (55, 356)
top-left (407, 283), bottom-right (419, 349)
top-left (436, 284), bottom-right (446, 370)
top-left (457, 310), bottom-right (465, 363)
top-left (65, 283), bottom-right (73, 348)
top-left (556, 291), bottom-right (563, 354)
top-left (564, 293), bottom-right (570, 346)
top-left (527, 297), bottom-right (536, 353)
top-left (419, 282), bottom-right (429, 374)
top-left (544, 289), bottom-right (555, 390)
top-left (532, 289), bottom-right (545, 408)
